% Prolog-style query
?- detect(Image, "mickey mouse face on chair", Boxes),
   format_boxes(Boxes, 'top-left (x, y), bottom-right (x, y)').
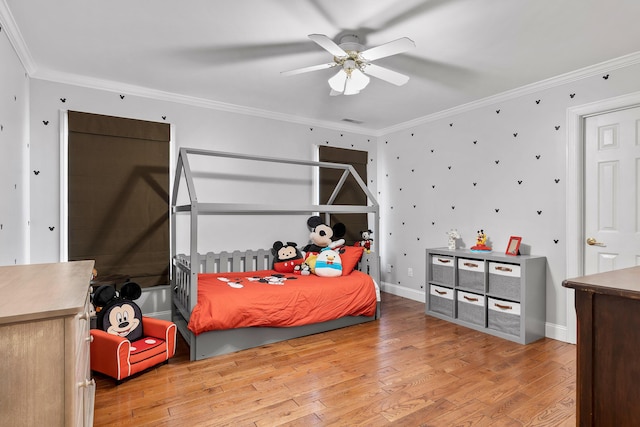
top-left (94, 282), bottom-right (144, 342)
top-left (105, 303), bottom-right (141, 338)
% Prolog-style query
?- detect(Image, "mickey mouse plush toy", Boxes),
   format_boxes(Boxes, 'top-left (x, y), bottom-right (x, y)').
top-left (356, 229), bottom-right (374, 253)
top-left (271, 241), bottom-right (304, 273)
top-left (302, 215), bottom-right (346, 253)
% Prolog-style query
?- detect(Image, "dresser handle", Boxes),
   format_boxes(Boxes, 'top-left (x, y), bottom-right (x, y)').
top-left (78, 378), bottom-right (95, 389)
top-left (494, 303), bottom-right (512, 310)
top-left (435, 289), bottom-right (448, 295)
top-left (437, 258), bottom-right (451, 263)
top-left (79, 312), bottom-right (90, 320)
top-left (495, 266), bottom-right (513, 272)
top-left (464, 296), bottom-right (479, 302)
top-left (464, 262), bottom-right (479, 268)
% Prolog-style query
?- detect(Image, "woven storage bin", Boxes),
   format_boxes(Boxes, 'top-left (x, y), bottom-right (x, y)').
top-left (488, 262), bottom-right (521, 301)
top-left (457, 258), bottom-right (485, 292)
top-left (487, 297), bottom-right (520, 336)
top-left (429, 284), bottom-right (454, 318)
top-left (456, 290), bottom-right (485, 326)
top-left (431, 255), bottom-right (454, 286)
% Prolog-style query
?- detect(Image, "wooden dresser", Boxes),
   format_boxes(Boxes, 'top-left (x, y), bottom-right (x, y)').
top-left (563, 266), bottom-right (640, 427)
top-left (0, 260), bottom-right (95, 427)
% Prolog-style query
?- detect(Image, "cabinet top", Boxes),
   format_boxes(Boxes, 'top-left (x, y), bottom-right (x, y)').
top-left (0, 260), bottom-right (95, 325)
top-left (563, 265), bottom-right (640, 299)
top-left (426, 247), bottom-right (546, 262)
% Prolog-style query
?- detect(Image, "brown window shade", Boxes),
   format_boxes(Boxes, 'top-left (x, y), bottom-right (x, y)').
top-left (319, 146), bottom-right (369, 246)
top-left (67, 111), bottom-right (170, 288)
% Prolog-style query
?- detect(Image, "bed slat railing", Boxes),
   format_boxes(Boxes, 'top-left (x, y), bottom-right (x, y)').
top-left (173, 250), bottom-right (276, 318)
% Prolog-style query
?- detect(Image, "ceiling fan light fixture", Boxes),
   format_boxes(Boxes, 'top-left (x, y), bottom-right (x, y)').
top-left (282, 33), bottom-right (414, 96)
top-left (328, 69), bottom-right (347, 92)
top-left (344, 68), bottom-right (370, 95)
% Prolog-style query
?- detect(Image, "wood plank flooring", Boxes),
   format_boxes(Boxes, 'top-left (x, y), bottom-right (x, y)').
top-left (93, 292), bottom-right (576, 426)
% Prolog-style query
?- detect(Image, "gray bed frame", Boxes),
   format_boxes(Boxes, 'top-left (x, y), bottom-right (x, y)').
top-left (170, 148), bottom-right (381, 361)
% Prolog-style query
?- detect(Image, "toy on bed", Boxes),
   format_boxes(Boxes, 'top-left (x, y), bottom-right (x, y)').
top-left (355, 229), bottom-right (374, 253)
top-left (271, 241), bottom-right (304, 273)
top-left (302, 215), bottom-right (346, 253)
top-left (90, 282), bottom-right (177, 382)
top-left (301, 215), bottom-right (348, 275)
top-left (314, 239), bottom-right (345, 277)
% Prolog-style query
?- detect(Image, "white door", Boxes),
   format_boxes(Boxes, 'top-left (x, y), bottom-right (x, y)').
top-left (584, 106), bottom-right (640, 274)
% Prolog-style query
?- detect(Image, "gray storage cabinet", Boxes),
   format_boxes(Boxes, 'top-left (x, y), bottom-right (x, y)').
top-left (425, 248), bottom-right (546, 344)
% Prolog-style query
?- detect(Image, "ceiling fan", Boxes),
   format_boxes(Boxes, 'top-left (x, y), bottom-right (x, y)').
top-left (281, 34), bottom-right (415, 96)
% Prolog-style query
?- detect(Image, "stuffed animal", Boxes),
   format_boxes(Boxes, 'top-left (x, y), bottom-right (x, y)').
top-left (302, 215), bottom-right (346, 253)
top-left (271, 241), bottom-right (304, 273)
top-left (314, 239), bottom-right (345, 277)
top-left (293, 262), bottom-right (311, 276)
top-left (93, 281), bottom-right (144, 341)
top-left (355, 229), bottom-right (374, 253)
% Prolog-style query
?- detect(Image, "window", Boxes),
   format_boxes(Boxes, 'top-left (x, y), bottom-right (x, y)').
top-left (67, 111), bottom-right (170, 287)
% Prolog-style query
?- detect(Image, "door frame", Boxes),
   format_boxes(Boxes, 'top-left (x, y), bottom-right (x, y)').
top-left (566, 90), bottom-right (640, 343)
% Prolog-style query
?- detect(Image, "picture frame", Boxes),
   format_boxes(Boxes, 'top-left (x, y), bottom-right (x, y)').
top-left (505, 236), bottom-right (522, 256)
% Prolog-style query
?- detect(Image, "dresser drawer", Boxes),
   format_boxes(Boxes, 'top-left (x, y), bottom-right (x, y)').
top-left (488, 262), bottom-right (521, 301)
top-left (431, 255), bottom-right (454, 286)
top-left (457, 258), bottom-right (485, 292)
top-left (429, 284), bottom-right (454, 318)
top-left (456, 290), bottom-right (485, 326)
top-left (487, 297), bottom-right (521, 336)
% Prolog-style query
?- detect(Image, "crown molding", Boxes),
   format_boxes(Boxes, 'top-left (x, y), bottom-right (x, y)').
top-left (31, 68), bottom-right (379, 137)
top-left (377, 50), bottom-right (640, 135)
top-left (3, 0), bottom-right (639, 139)
top-left (0, 0), bottom-right (36, 74)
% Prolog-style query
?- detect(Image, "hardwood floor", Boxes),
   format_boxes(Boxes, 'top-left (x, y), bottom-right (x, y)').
top-left (93, 292), bottom-right (576, 426)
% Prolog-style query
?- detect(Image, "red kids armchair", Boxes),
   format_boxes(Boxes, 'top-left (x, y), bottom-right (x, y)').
top-left (90, 282), bottom-right (176, 383)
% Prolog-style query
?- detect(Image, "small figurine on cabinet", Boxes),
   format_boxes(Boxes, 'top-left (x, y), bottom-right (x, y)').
top-left (470, 229), bottom-right (492, 252)
top-left (446, 229), bottom-right (460, 250)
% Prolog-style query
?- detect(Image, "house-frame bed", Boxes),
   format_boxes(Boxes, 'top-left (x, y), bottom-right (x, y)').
top-left (171, 148), bottom-right (381, 361)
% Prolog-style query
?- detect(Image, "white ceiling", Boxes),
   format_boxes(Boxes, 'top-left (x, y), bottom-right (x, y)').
top-left (4, 0), bottom-right (640, 132)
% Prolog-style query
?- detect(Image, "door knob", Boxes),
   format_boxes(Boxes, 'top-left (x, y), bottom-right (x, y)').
top-left (586, 237), bottom-right (606, 247)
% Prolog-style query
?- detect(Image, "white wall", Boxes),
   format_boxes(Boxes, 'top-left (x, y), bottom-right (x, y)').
top-left (0, 25), bottom-right (29, 266)
top-left (377, 57), bottom-right (640, 339)
top-left (27, 79), bottom-right (377, 263)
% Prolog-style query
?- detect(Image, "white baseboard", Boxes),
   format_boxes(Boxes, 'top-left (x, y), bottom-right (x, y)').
top-left (380, 282), bottom-right (425, 303)
top-left (381, 282), bottom-right (572, 344)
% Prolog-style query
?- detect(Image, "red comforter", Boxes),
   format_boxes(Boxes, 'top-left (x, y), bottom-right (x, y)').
top-left (187, 270), bottom-right (377, 335)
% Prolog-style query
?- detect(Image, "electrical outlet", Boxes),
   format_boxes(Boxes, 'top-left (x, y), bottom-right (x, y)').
top-left (408, 267), bottom-right (413, 277)
top-left (386, 264), bottom-right (392, 273)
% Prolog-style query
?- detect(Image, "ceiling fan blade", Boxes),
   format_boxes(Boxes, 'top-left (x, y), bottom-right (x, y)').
top-left (360, 37), bottom-right (415, 61)
top-left (308, 34), bottom-right (348, 58)
top-left (328, 69), bottom-right (347, 93)
top-left (329, 89), bottom-right (342, 96)
top-left (364, 63), bottom-right (410, 86)
top-left (281, 62), bottom-right (336, 76)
